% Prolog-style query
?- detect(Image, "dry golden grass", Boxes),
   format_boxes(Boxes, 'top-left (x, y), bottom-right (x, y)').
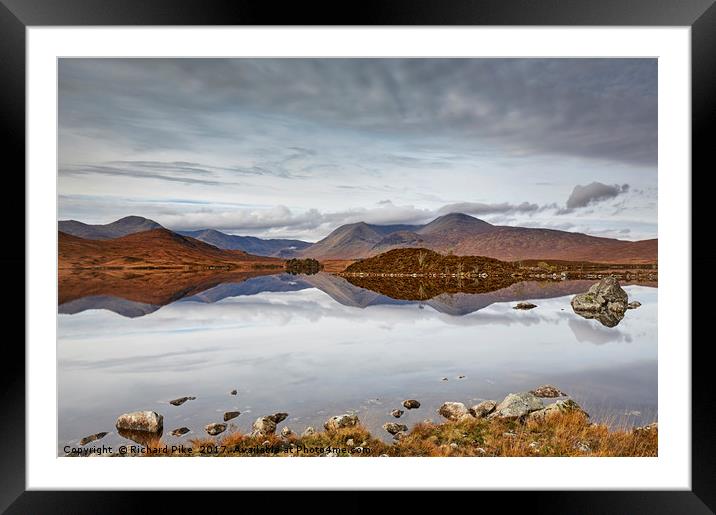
top-left (137, 412), bottom-right (656, 457)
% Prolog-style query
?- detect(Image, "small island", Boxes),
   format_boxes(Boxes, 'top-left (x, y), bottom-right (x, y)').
top-left (285, 258), bottom-right (322, 275)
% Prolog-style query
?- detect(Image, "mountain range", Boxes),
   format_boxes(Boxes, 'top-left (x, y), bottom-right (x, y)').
top-left (299, 213), bottom-right (656, 263)
top-left (177, 229), bottom-right (311, 257)
top-left (59, 228), bottom-right (283, 269)
top-left (58, 215), bottom-right (162, 239)
top-left (58, 212), bottom-right (657, 264)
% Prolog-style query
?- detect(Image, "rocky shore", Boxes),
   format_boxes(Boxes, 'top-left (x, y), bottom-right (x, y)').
top-left (68, 384), bottom-right (657, 458)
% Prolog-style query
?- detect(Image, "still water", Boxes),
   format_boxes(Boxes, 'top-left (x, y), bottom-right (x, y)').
top-left (58, 273), bottom-right (657, 453)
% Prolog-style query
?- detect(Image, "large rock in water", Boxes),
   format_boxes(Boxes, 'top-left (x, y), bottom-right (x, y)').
top-left (489, 392), bottom-right (544, 420)
top-left (116, 411), bottom-right (163, 433)
top-left (324, 414), bottom-right (359, 431)
top-left (571, 277), bottom-right (629, 327)
top-left (205, 423), bottom-right (227, 436)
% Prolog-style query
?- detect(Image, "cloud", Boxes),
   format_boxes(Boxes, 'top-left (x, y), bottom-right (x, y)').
top-left (59, 58), bottom-right (657, 167)
top-left (565, 182), bottom-right (630, 209)
top-left (154, 199), bottom-right (561, 239)
top-left (437, 201), bottom-right (544, 216)
top-left (59, 163), bottom-right (228, 186)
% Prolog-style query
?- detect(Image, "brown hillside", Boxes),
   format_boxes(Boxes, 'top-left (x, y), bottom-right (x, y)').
top-left (448, 227), bottom-right (657, 264)
top-left (58, 229), bottom-right (284, 270)
top-left (343, 248), bottom-right (517, 275)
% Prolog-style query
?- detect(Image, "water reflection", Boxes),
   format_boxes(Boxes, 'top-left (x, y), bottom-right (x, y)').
top-left (59, 270), bottom-right (653, 322)
top-left (57, 282), bottom-right (657, 453)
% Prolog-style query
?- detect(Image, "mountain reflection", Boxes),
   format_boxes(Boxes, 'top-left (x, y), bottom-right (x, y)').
top-left (59, 270), bottom-right (655, 322)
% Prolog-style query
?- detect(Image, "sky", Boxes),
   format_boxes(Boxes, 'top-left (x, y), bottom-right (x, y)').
top-left (58, 58), bottom-right (657, 242)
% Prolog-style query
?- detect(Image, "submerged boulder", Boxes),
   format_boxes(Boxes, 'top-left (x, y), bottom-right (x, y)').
top-left (627, 301), bottom-right (642, 309)
top-left (514, 302), bottom-right (537, 310)
top-left (391, 409), bottom-right (404, 418)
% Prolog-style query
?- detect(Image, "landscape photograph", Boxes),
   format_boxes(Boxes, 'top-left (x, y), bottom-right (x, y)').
top-left (58, 58), bottom-right (658, 457)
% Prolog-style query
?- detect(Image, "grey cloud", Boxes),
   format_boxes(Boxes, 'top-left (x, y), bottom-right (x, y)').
top-left (437, 201), bottom-right (543, 216)
top-left (59, 58), bottom-right (657, 167)
top-left (566, 182), bottom-right (630, 209)
top-left (159, 199), bottom-right (559, 238)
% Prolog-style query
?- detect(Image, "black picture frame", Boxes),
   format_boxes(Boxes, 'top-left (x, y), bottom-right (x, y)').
top-left (2, 0), bottom-right (711, 512)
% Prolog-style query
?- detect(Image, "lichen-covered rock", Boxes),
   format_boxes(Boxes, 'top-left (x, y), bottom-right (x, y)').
top-left (383, 422), bottom-right (408, 435)
top-left (251, 416), bottom-right (278, 436)
top-left (324, 414), bottom-right (359, 431)
top-left (205, 423), bottom-right (227, 436)
top-left (530, 385), bottom-right (566, 398)
top-left (571, 277), bottom-right (629, 327)
top-left (489, 392), bottom-right (544, 420)
top-left (528, 398), bottom-right (588, 422)
top-left (402, 399), bottom-right (421, 409)
top-left (469, 400), bottom-right (497, 418)
top-left (438, 402), bottom-right (469, 421)
top-left (280, 426), bottom-right (293, 438)
top-left (116, 411), bottom-right (163, 433)
top-left (301, 426), bottom-right (316, 437)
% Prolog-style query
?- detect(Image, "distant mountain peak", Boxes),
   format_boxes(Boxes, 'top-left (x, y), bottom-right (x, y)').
top-left (59, 215), bottom-right (162, 240)
top-left (434, 212), bottom-right (491, 224)
top-left (115, 215), bottom-right (155, 223)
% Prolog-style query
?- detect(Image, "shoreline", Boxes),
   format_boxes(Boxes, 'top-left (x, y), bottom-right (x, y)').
top-left (65, 389), bottom-right (658, 458)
